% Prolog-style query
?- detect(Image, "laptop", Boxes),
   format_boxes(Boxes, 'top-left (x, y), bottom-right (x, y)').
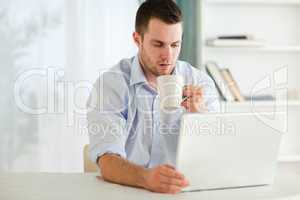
top-left (176, 112), bottom-right (285, 192)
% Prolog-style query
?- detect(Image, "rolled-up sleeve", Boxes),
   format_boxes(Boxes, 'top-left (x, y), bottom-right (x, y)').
top-left (86, 71), bottom-right (129, 163)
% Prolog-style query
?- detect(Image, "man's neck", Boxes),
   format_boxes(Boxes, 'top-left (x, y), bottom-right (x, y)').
top-left (138, 55), bottom-right (158, 90)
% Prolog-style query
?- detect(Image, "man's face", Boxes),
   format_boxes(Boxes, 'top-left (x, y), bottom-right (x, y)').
top-left (134, 18), bottom-right (183, 76)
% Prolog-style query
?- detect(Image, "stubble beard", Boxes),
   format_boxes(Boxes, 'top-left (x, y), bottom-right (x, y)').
top-left (139, 47), bottom-right (160, 77)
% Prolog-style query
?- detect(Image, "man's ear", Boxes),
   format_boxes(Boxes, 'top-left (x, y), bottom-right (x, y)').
top-left (133, 32), bottom-right (142, 46)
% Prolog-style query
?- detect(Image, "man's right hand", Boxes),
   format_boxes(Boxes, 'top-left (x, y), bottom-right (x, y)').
top-left (142, 164), bottom-right (189, 194)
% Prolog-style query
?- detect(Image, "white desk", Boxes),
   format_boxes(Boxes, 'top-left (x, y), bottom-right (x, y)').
top-left (1, 162), bottom-right (300, 200)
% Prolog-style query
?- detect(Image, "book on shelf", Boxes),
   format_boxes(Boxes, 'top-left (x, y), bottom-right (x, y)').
top-left (205, 62), bottom-right (235, 101)
top-left (217, 34), bottom-right (254, 40)
top-left (207, 39), bottom-right (265, 47)
top-left (220, 68), bottom-right (245, 102)
top-left (207, 34), bottom-right (265, 47)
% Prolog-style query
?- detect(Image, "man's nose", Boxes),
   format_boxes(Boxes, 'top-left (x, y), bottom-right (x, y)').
top-left (160, 46), bottom-right (172, 61)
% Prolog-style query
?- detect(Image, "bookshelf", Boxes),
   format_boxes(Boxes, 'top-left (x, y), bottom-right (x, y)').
top-left (200, 0), bottom-right (300, 96)
top-left (199, 0), bottom-right (300, 160)
top-left (205, 46), bottom-right (300, 53)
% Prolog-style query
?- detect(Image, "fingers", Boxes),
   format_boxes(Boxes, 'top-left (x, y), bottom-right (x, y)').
top-left (159, 165), bottom-right (189, 187)
top-left (158, 166), bottom-right (189, 194)
top-left (181, 96), bottom-right (203, 109)
top-left (181, 85), bottom-right (205, 112)
top-left (159, 165), bottom-right (184, 179)
top-left (145, 165), bottom-right (189, 194)
top-left (183, 85), bottom-right (203, 98)
top-left (158, 183), bottom-right (183, 194)
top-left (181, 96), bottom-right (202, 105)
top-left (164, 164), bottom-right (175, 169)
top-left (160, 174), bottom-right (189, 187)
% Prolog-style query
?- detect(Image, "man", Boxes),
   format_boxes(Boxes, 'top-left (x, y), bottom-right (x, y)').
top-left (87, 0), bottom-right (219, 194)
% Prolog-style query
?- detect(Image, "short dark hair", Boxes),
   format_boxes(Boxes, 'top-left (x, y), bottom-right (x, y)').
top-left (135, 0), bottom-right (182, 35)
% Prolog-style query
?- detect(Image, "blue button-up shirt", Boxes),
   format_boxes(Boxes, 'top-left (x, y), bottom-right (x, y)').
top-left (87, 55), bottom-right (220, 168)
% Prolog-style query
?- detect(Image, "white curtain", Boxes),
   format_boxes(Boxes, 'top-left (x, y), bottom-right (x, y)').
top-left (0, 0), bottom-right (139, 172)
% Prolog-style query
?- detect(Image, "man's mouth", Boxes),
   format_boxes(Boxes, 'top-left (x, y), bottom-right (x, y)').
top-left (159, 63), bottom-right (171, 67)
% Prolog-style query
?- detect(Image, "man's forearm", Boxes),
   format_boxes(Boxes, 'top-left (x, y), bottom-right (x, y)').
top-left (98, 154), bottom-right (148, 188)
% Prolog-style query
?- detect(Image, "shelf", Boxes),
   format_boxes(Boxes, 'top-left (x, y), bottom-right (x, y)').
top-left (278, 155), bottom-right (300, 162)
top-left (205, 0), bottom-right (300, 5)
top-left (205, 46), bottom-right (300, 53)
top-left (221, 100), bottom-right (300, 107)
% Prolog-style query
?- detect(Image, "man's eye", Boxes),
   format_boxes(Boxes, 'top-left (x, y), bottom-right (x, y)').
top-left (171, 44), bottom-right (179, 48)
top-left (153, 44), bottom-right (162, 47)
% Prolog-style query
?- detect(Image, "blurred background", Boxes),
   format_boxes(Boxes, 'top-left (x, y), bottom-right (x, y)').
top-left (1, 0), bottom-right (299, 172)
top-left (0, 0), bottom-right (139, 172)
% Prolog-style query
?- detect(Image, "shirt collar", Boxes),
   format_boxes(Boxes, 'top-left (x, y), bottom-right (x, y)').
top-left (130, 54), bottom-right (179, 86)
top-left (172, 63), bottom-right (178, 75)
top-left (130, 55), bottom-right (148, 86)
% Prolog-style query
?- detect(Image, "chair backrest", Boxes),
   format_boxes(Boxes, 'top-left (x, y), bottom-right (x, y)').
top-left (83, 144), bottom-right (98, 173)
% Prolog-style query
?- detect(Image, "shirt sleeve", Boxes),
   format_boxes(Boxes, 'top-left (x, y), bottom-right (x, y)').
top-left (86, 70), bottom-right (129, 164)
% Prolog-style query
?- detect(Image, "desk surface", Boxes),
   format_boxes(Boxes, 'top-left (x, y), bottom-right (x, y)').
top-left (1, 162), bottom-right (300, 200)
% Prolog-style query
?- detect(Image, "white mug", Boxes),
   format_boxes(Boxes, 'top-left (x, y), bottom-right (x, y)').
top-left (157, 75), bottom-right (184, 110)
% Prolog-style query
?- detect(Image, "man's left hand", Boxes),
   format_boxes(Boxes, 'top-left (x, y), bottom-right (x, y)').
top-left (181, 85), bottom-right (206, 113)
